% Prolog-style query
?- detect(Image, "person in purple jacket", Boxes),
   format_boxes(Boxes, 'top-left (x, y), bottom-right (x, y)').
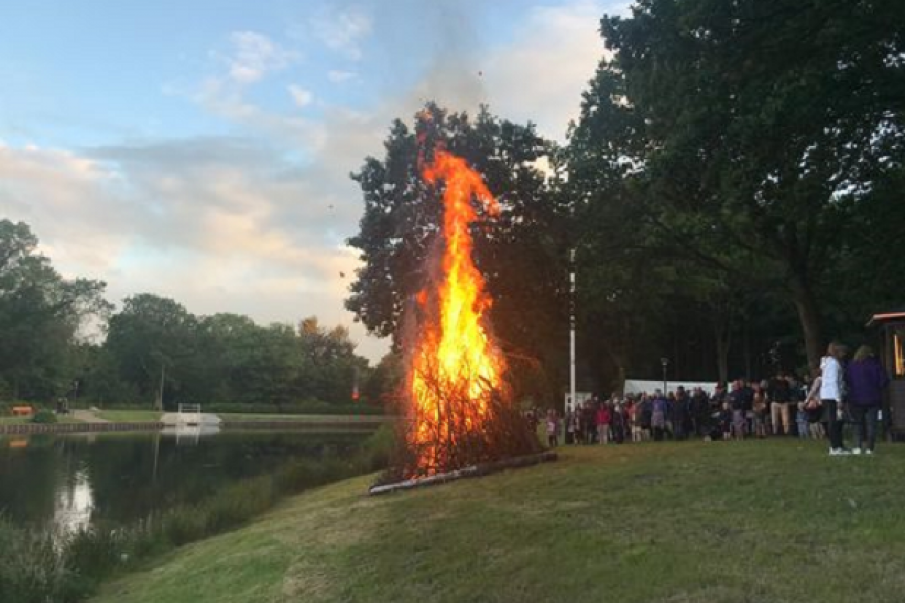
top-left (845, 345), bottom-right (889, 455)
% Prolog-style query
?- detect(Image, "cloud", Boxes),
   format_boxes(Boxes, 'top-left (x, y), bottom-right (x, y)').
top-left (0, 142), bottom-right (134, 274)
top-left (0, 1), bottom-right (627, 364)
top-left (0, 136), bottom-right (386, 359)
top-left (309, 6), bottom-right (372, 61)
top-left (327, 70), bottom-right (357, 83)
top-left (288, 84), bottom-right (314, 107)
top-left (193, 37), bottom-right (325, 149)
top-left (223, 31), bottom-right (300, 84)
top-left (484, 1), bottom-right (617, 140)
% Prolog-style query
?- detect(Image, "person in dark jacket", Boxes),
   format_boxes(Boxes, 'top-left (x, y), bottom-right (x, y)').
top-left (845, 345), bottom-right (889, 455)
top-left (672, 387), bottom-right (690, 440)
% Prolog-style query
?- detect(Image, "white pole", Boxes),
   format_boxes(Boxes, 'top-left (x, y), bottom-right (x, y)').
top-left (569, 248), bottom-right (577, 418)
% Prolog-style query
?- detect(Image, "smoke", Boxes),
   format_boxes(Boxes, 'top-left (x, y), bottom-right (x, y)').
top-left (367, 0), bottom-right (489, 115)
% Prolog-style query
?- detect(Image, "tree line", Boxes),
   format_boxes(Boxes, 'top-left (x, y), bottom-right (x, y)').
top-left (347, 0), bottom-right (905, 402)
top-left (0, 219), bottom-right (395, 409)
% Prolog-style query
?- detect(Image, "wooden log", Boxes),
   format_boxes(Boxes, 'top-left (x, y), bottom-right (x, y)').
top-left (368, 451), bottom-right (557, 496)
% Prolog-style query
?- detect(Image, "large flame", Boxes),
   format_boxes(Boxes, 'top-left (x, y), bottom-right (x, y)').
top-left (408, 149), bottom-right (507, 476)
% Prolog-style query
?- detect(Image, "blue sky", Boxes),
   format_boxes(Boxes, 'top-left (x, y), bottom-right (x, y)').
top-left (0, 0), bottom-right (624, 361)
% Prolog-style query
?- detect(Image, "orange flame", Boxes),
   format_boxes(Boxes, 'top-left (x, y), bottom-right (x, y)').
top-left (408, 149), bottom-right (506, 476)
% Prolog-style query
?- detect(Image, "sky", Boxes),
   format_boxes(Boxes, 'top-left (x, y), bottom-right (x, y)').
top-left (0, 0), bottom-right (626, 362)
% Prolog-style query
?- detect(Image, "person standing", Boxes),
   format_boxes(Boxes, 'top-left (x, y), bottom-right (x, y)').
top-left (651, 390), bottom-right (668, 441)
top-left (567, 406), bottom-right (579, 445)
top-left (673, 387), bottom-right (690, 441)
top-left (728, 380), bottom-right (746, 440)
top-left (769, 373), bottom-right (791, 435)
top-left (821, 342), bottom-right (849, 456)
top-left (845, 345), bottom-right (889, 455)
top-left (546, 409), bottom-right (560, 447)
top-left (752, 382), bottom-right (768, 438)
top-left (583, 401), bottom-right (597, 444)
top-left (596, 403), bottom-right (612, 445)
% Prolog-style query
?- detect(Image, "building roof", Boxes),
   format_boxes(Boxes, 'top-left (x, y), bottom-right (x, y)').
top-left (867, 308), bottom-right (905, 327)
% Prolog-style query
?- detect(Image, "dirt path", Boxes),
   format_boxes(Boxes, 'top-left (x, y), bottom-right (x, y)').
top-left (71, 409), bottom-right (109, 423)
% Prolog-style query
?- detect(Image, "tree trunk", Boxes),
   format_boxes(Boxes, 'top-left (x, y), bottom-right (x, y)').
top-left (789, 275), bottom-right (823, 370)
top-left (157, 363), bottom-right (166, 411)
top-left (715, 321), bottom-right (730, 385)
top-left (743, 320), bottom-right (752, 380)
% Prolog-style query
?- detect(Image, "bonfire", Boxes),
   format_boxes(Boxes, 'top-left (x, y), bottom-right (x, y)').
top-left (390, 116), bottom-right (542, 483)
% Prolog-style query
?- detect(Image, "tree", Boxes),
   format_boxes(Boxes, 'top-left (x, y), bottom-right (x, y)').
top-left (581, 0), bottom-right (905, 368)
top-left (0, 220), bottom-right (110, 400)
top-left (105, 294), bottom-right (196, 408)
top-left (347, 104), bottom-right (572, 402)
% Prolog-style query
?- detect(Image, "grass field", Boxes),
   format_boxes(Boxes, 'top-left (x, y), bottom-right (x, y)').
top-left (86, 411), bottom-right (386, 423)
top-left (217, 413), bottom-right (391, 423)
top-left (95, 410), bottom-right (163, 422)
top-left (92, 440), bottom-right (905, 603)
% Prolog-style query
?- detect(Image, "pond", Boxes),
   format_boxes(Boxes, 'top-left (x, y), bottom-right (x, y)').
top-left (0, 429), bottom-right (373, 535)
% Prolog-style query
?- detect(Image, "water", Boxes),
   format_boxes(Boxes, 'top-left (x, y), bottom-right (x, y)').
top-left (0, 429), bottom-right (371, 535)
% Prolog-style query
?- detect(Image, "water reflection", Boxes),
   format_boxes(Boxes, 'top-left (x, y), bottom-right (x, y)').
top-left (0, 429), bottom-right (368, 534)
top-left (54, 468), bottom-right (93, 535)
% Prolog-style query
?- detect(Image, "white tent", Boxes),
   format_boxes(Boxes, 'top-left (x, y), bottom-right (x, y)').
top-left (563, 392), bottom-right (595, 411)
top-left (622, 379), bottom-right (718, 396)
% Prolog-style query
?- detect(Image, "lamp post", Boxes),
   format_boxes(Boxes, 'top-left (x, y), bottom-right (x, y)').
top-left (569, 248), bottom-right (576, 417)
top-left (661, 357), bottom-right (669, 394)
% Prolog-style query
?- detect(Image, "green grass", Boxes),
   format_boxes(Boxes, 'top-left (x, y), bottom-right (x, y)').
top-left (95, 410), bottom-right (162, 423)
top-left (92, 440), bottom-right (905, 603)
top-left (217, 413), bottom-right (391, 423)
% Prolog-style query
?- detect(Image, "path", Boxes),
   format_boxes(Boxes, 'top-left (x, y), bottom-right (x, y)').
top-left (71, 409), bottom-right (109, 423)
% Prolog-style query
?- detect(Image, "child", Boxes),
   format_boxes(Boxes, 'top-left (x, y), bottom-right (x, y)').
top-left (752, 385), bottom-right (768, 439)
top-left (805, 370), bottom-right (825, 440)
top-left (629, 401), bottom-right (643, 442)
top-left (795, 402), bottom-right (809, 440)
top-left (545, 409), bottom-right (559, 447)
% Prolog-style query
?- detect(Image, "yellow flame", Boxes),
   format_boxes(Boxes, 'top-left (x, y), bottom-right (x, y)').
top-left (409, 150), bottom-right (506, 476)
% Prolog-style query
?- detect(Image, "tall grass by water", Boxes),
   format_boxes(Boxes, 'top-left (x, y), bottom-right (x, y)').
top-left (0, 425), bottom-right (393, 603)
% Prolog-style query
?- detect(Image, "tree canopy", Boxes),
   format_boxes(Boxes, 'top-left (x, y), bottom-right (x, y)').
top-left (348, 1), bottom-right (905, 395)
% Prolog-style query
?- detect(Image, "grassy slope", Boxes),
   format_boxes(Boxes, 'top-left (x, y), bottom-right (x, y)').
top-left (93, 441), bottom-right (905, 603)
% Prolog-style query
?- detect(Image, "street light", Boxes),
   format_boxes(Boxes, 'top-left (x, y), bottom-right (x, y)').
top-left (661, 357), bottom-right (669, 394)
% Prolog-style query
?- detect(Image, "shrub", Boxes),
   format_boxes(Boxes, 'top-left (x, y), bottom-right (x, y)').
top-left (361, 423), bottom-right (398, 472)
top-left (31, 409), bottom-right (57, 424)
top-left (0, 518), bottom-right (84, 603)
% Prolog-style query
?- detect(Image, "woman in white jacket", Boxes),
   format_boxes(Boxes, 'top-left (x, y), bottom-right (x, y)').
top-left (820, 342), bottom-right (848, 456)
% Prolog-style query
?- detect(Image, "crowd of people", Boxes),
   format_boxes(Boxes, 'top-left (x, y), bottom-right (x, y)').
top-left (537, 343), bottom-right (890, 456)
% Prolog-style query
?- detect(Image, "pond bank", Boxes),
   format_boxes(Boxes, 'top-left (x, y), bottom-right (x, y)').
top-left (93, 441), bottom-right (905, 603)
top-left (0, 428), bottom-right (391, 603)
top-left (0, 414), bottom-right (393, 435)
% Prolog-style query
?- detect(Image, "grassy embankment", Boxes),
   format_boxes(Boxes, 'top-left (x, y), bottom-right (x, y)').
top-left (93, 440), bottom-right (905, 603)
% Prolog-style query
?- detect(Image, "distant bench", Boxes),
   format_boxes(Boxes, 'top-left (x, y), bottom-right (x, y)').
top-left (11, 405), bottom-right (34, 417)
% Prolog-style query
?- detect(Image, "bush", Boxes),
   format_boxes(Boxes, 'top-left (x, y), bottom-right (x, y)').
top-left (0, 518), bottom-right (85, 603)
top-left (361, 423), bottom-right (398, 472)
top-left (31, 409), bottom-right (57, 424)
